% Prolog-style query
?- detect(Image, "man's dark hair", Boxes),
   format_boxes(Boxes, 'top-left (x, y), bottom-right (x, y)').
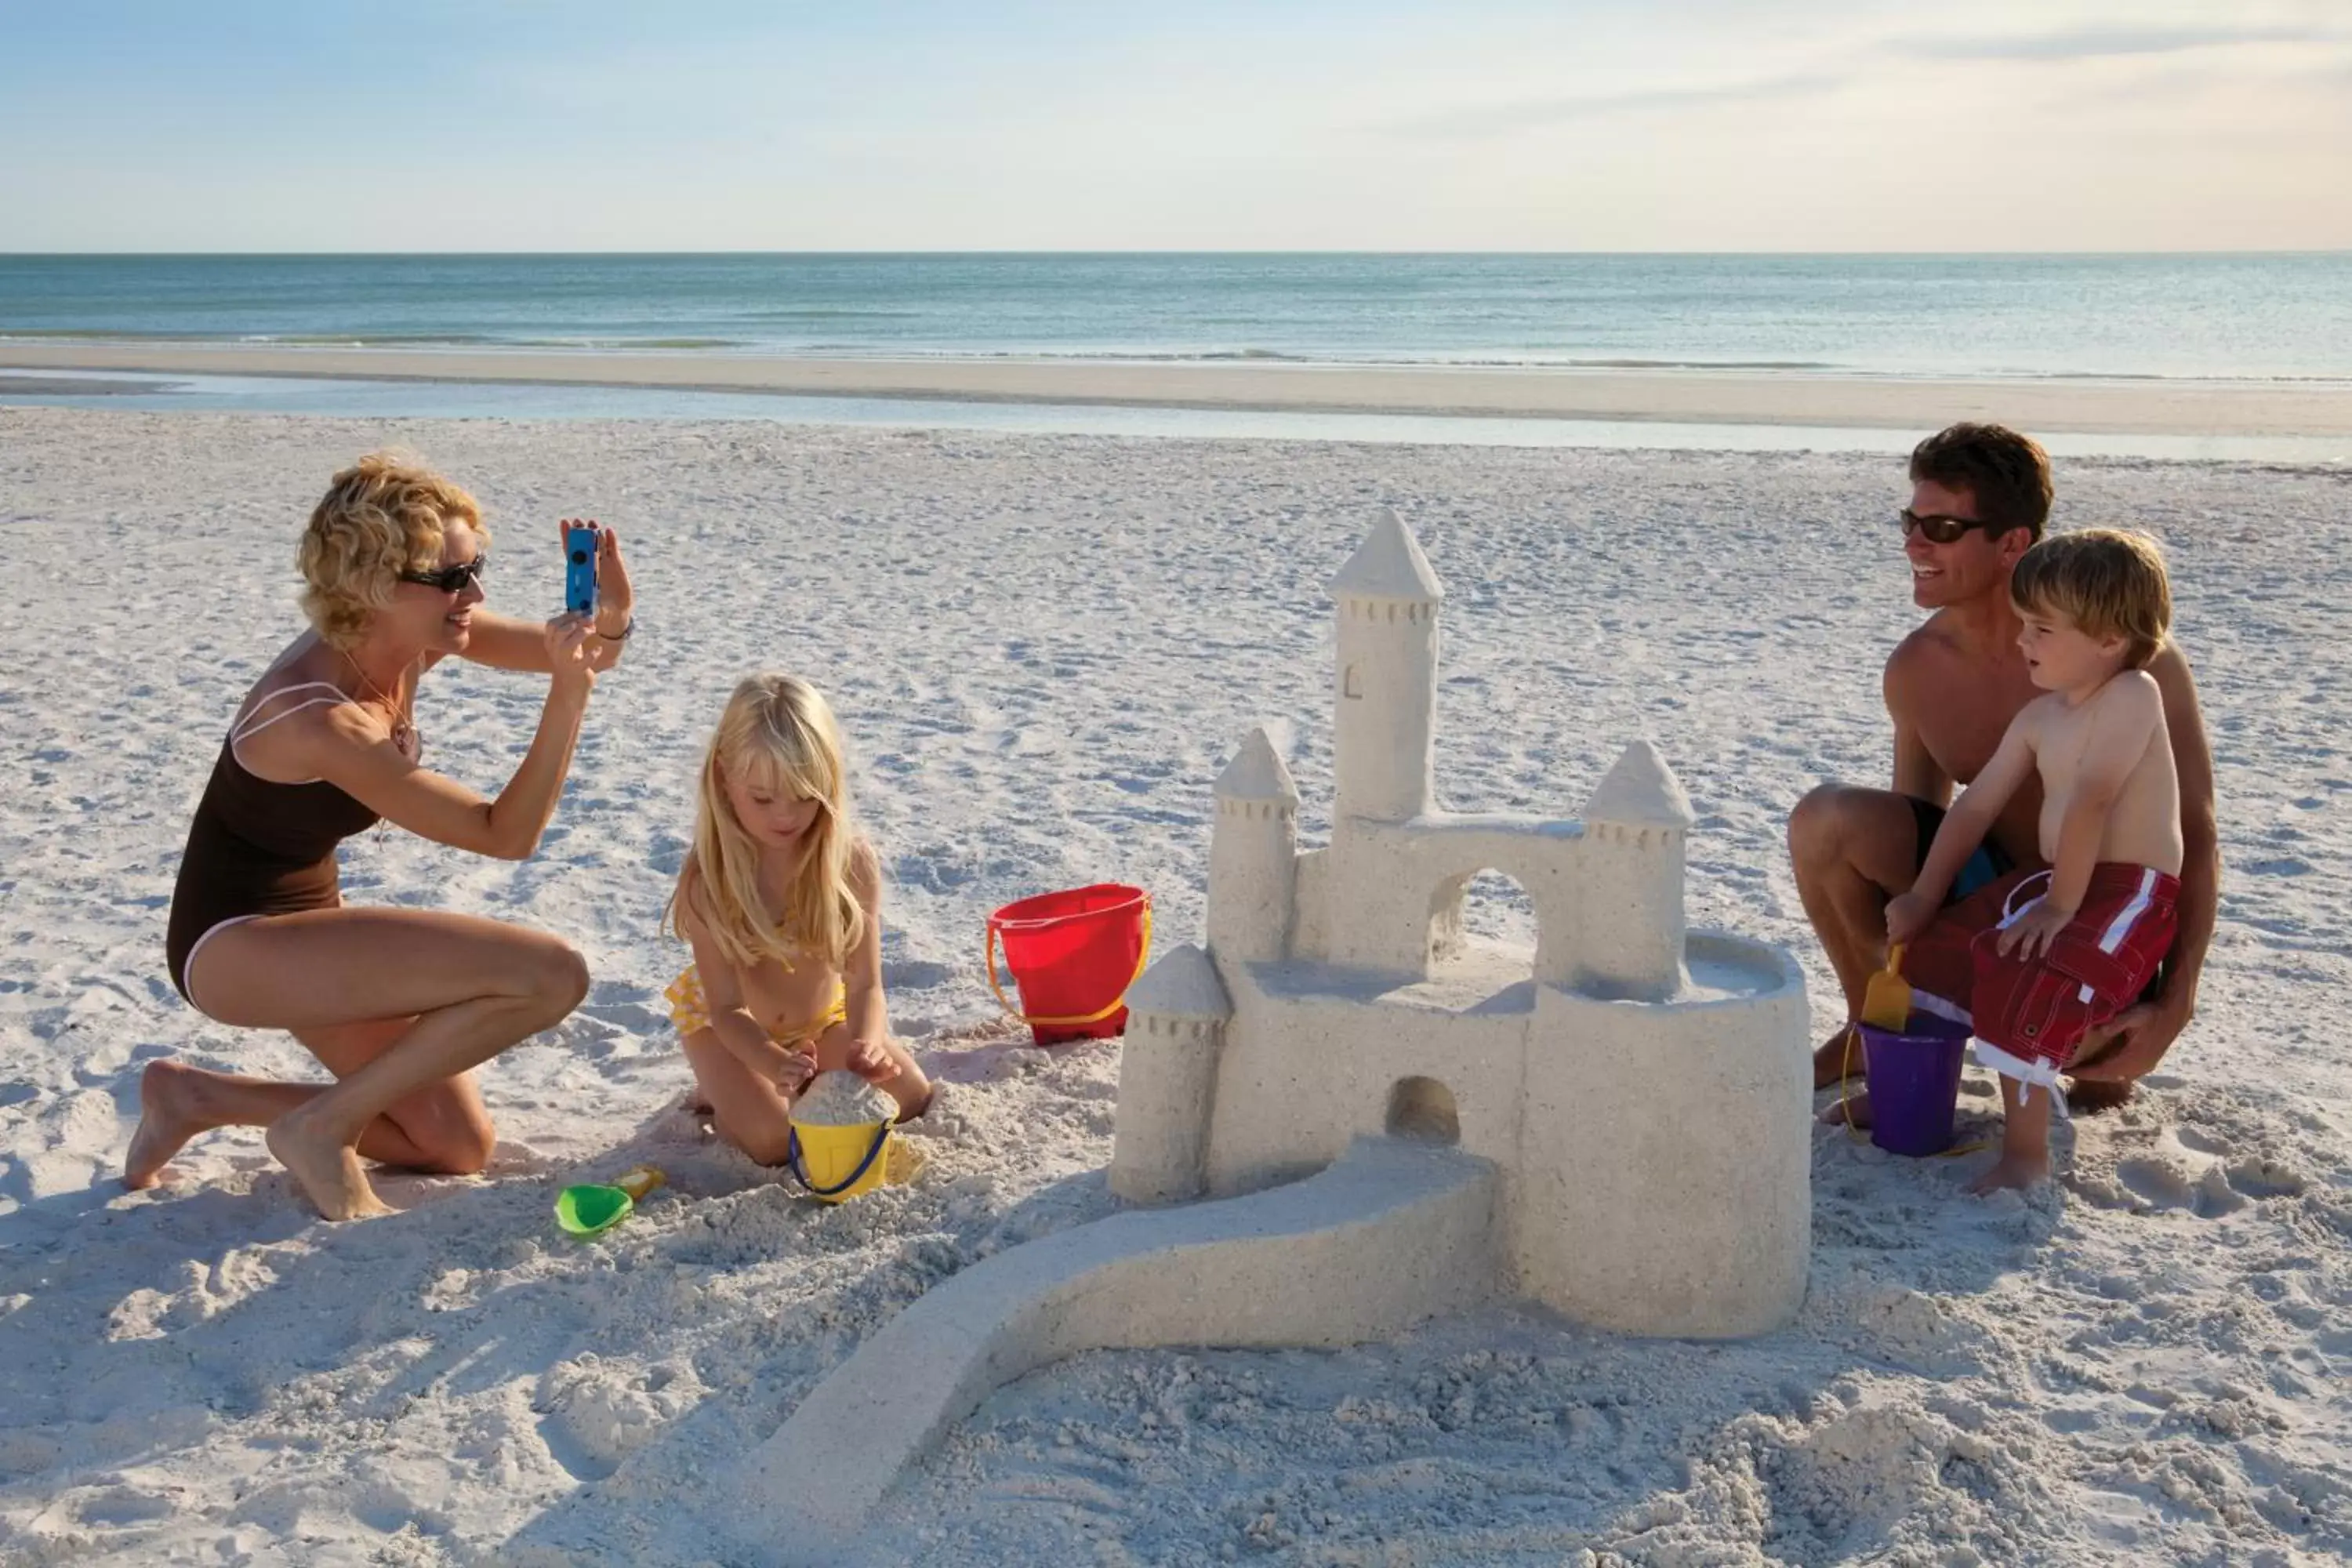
top-left (1908, 423), bottom-right (2052, 543)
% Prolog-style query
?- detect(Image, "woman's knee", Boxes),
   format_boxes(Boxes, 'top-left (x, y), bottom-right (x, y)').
top-left (521, 938), bottom-right (592, 1015)
top-left (401, 1101), bottom-right (498, 1175)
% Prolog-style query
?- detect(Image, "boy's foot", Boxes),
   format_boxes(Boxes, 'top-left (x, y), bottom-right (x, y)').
top-left (265, 1109), bottom-right (394, 1221)
top-left (1966, 1150), bottom-right (2050, 1196)
top-left (124, 1060), bottom-right (209, 1189)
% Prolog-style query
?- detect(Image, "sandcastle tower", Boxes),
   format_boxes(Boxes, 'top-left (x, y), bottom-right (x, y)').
top-left (1570, 739), bottom-right (1695, 1001)
top-left (1109, 942), bottom-right (1230, 1205)
top-left (1207, 727), bottom-right (1298, 964)
top-left (1332, 507), bottom-right (1443, 826)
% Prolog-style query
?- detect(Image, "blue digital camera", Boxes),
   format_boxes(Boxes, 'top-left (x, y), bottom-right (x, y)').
top-left (564, 524), bottom-right (599, 618)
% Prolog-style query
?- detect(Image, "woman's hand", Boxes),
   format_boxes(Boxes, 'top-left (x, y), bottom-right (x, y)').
top-left (543, 614), bottom-right (599, 703)
top-left (557, 520), bottom-right (633, 643)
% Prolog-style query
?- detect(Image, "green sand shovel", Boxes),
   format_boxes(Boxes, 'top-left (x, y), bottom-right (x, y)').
top-left (555, 1165), bottom-right (666, 1239)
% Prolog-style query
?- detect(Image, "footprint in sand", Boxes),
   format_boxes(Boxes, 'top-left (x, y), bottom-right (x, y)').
top-left (2114, 1154), bottom-right (2250, 1218)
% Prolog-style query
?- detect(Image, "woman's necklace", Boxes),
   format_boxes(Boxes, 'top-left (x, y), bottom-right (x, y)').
top-left (343, 650), bottom-right (414, 754)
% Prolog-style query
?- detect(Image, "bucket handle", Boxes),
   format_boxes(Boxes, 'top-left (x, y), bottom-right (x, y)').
top-left (983, 898), bottom-right (1153, 1028)
top-left (785, 1120), bottom-right (894, 1198)
top-left (1834, 942), bottom-right (1904, 1142)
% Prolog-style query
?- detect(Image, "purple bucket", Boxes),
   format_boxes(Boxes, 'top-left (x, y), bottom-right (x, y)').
top-left (1859, 1014), bottom-right (1971, 1156)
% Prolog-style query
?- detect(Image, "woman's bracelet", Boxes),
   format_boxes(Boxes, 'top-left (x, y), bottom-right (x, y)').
top-left (597, 617), bottom-right (635, 642)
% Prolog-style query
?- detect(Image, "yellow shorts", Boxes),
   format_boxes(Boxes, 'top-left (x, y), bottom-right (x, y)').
top-left (665, 967), bottom-right (848, 1048)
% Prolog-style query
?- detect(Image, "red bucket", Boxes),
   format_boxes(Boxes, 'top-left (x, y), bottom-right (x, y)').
top-left (985, 884), bottom-right (1152, 1045)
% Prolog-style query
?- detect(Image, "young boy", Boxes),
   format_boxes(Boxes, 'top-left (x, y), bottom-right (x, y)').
top-left (1886, 529), bottom-right (2183, 1194)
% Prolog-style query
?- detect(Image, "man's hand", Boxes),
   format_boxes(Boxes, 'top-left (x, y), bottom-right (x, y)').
top-left (1995, 899), bottom-right (2072, 960)
top-left (847, 1035), bottom-right (900, 1083)
top-left (2068, 999), bottom-right (2190, 1083)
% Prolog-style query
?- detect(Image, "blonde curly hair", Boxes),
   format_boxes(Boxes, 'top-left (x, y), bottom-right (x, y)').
top-left (298, 453), bottom-right (488, 647)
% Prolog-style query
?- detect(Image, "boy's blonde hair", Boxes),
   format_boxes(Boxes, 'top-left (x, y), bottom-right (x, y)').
top-left (2010, 528), bottom-right (2172, 669)
top-left (664, 674), bottom-right (866, 973)
top-left (299, 452), bottom-right (488, 648)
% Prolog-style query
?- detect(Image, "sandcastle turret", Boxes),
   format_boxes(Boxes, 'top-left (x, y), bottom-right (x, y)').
top-left (1572, 739), bottom-right (1695, 1001)
top-left (1331, 508), bottom-right (1443, 826)
top-left (1208, 727), bottom-right (1299, 964)
top-left (1110, 942), bottom-right (1231, 1204)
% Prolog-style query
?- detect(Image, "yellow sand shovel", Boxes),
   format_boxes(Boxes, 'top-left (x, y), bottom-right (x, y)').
top-left (1864, 942), bottom-right (1913, 1031)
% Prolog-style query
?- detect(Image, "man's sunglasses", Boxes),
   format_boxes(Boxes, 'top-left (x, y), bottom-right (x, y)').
top-left (1899, 509), bottom-right (2002, 546)
top-left (400, 556), bottom-right (489, 593)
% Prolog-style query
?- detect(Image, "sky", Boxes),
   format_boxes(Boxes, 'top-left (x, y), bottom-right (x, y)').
top-left (2, 0), bottom-right (2348, 252)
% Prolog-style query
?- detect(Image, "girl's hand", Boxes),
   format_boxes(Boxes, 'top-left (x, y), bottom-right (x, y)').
top-left (1995, 898), bottom-right (2074, 960)
top-left (772, 1051), bottom-right (818, 1097)
top-left (848, 1034), bottom-right (900, 1083)
top-left (543, 614), bottom-right (599, 702)
top-left (1884, 890), bottom-right (1936, 948)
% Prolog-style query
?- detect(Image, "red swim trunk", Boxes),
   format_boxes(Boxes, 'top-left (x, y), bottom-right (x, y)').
top-left (1966, 864), bottom-right (2179, 1071)
top-left (1900, 868), bottom-right (2042, 1027)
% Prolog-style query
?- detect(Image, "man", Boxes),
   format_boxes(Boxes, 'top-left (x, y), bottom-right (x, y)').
top-left (1788, 424), bottom-right (2217, 1112)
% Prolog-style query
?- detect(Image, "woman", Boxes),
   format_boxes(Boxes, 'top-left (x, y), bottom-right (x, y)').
top-left (130, 452), bottom-right (633, 1220)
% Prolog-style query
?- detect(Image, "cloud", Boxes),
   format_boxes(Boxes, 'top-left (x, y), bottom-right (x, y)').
top-left (1387, 73), bottom-right (1846, 140)
top-left (1897, 26), bottom-right (2341, 63)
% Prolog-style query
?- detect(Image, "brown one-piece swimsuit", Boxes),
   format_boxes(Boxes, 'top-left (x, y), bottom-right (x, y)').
top-left (163, 681), bottom-right (416, 1013)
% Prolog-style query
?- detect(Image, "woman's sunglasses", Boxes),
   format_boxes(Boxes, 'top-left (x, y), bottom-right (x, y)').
top-left (400, 555), bottom-right (489, 593)
top-left (1898, 509), bottom-right (2000, 546)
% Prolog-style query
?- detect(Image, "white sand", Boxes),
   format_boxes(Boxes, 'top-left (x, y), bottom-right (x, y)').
top-left (7, 340), bottom-right (2352, 436)
top-left (1, 406), bottom-right (2347, 1565)
top-left (792, 1071), bottom-right (897, 1129)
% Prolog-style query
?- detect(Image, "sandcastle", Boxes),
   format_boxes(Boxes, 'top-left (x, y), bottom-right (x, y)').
top-left (734, 510), bottom-right (1812, 1557)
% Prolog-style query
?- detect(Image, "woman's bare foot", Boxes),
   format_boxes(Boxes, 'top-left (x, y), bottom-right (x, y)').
top-left (265, 1109), bottom-right (394, 1221)
top-left (1967, 1150), bottom-right (2049, 1196)
top-left (124, 1060), bottom-right (212, 1189)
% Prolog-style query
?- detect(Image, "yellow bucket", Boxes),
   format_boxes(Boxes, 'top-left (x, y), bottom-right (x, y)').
top-left (786, 1114), bottom-right (896, 1203)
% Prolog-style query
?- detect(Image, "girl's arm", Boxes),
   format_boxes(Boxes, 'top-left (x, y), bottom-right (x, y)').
top-left (301, 619), bottom-right (597, 860)
top-left (836, 841), bottom-right (897, 1081)
top-left (680, 893), bottom-right (810, 1087)
top-left (453, 526), bottom-right (636, 675)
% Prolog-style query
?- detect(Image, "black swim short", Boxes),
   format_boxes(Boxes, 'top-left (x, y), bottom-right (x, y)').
top-left (1907, 796), bottom-right (2016, 904)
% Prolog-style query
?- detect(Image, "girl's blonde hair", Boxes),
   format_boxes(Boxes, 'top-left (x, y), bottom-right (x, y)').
top-left (664, 674), bottom-right (866, 971)
top-left (299, 452), bottom-right (488, 648)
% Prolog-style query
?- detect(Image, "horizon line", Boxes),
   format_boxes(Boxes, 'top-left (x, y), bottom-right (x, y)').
top-left (2, 247), bottom-right (2349, 261)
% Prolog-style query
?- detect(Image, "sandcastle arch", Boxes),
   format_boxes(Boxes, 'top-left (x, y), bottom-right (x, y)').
top-left (1424, 860), bottom-right (1555, 976)
top-left (1385, 1075), bottom-right (1461, 1145)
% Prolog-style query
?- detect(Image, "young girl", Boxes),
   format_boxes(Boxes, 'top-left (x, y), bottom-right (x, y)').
top-left (662, 674), bottom-right (931, 1164)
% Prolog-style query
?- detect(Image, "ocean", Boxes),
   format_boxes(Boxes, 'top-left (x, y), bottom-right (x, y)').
top-left (3, 252), bottom-right (2350, 383)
